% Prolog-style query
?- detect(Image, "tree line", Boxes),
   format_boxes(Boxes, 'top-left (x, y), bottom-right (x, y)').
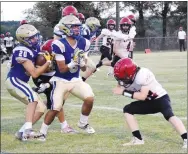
top-left (0, 1), bottom-right (187, 40)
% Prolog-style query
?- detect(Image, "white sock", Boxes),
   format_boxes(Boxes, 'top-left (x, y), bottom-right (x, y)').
top-left (19, 124), bottom-right (25, 132)
top-left (40, 122), bottom-right (49, 135)
top-left (60, 120), bottom-right (68, 129)
top-left (80, 114), bottom-right (89, 125)
top-left (24, 122), bottom-right (32, 130)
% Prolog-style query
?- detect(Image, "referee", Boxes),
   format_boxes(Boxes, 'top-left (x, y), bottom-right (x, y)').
top-left (177, 27), bottom-right (186, 52)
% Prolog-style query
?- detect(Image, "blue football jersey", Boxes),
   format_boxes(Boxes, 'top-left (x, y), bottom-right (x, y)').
top-left (7, 44), bottom-right (40, 83)
top-left (52, 37), bottom-right (90, 81)
top-left (81, 24), bottom-right (96, 42)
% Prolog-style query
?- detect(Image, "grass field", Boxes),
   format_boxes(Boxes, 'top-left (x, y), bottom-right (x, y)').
top-left (1, 51), bottom-right (187, 153)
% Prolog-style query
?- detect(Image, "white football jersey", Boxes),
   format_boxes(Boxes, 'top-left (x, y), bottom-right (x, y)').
top-left (123, 68), bottom-right (167, 98)
top-left (113, 30), bottom-right (130, 58)
top-left (101, 28), bottom-right (116, 48)
top-left (4, 36), bottom-right (14, 47)
top-left (129, 26), bottom-right (136, 39)
top-left (0, 38), bottom-right (4, 45)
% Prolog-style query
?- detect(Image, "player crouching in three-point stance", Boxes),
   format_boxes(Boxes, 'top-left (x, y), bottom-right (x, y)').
top-left (113, 58), bottom-right (187, 148)
top-left (5, 24), bottom-right (52, 141)
top-left (38, 15), bottom-right (95, 141)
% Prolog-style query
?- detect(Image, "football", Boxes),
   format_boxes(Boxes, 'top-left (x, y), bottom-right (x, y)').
top-left (35, 54), bottom-right (46, 66)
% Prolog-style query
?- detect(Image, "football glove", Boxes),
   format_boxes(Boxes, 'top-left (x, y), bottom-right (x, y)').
top-left (43, 52), bottom-right (52, 63)
top-left (79, 57), bottom-right (86, 67)
top-left (67, 59), bottom-right (78, 69)
top-left (73, 48), bottom-right (85, 64)
top-left (32, 83), bottom-right (50, 94)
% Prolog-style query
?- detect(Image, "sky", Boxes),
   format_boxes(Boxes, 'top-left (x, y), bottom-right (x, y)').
top-left (0, 1), bottom-right (135, 21)
top-left (1, 2), bottom-right (36, 21)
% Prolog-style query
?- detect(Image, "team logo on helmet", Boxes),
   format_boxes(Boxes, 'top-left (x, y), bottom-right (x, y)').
top-left (58, 15), bottom-right (81, 39)
top-left (85, 17), bottom-right (101, 32)
top-left (16, 24), bottom-right (39, 48)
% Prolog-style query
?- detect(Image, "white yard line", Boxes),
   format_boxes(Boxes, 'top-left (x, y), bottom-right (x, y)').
top-left (1, 96), bottom-right (187, 120)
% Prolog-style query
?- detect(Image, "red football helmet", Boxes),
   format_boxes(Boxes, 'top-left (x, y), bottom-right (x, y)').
top-left (78, 13), bottom-right (85, 23)
top-left (119, 17), bottom-right (132, 32)
top-left (20, 20), bottom-right (28, 25)
top-left (107, 19), bottom-right (116, 30)
top-left (41, 39), bottom-right (53, 54)
top-left (114, 58), bottom-right (138, 85)
top-left (0, 34), bottom-right (5, 38)
top-left (127, 14), bottom-right (136, 23)
top-left (6, 32), bottom-right (11, 36)
top-left (62, 5), bottom-right (78, 16)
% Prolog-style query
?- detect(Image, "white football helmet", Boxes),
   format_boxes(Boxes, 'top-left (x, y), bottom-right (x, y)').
top-left (85, 17), bottom-right (101, 32)
top-left (16, 24), bottom-right (39, 48)
top-left (58, 15), bottom-right (81, 39)
top-left (54, 24), bottom-right (64, 37)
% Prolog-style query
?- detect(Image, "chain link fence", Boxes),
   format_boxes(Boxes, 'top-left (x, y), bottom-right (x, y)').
top-left (89, 37), bottom-right (187, 55)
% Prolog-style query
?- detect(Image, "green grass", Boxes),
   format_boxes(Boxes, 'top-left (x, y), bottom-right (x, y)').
top-left (1, 51), bottom-right (187, 153)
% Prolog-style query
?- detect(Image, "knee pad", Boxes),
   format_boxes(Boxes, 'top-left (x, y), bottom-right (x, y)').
top-left (123, 104), bottom-right (133, 114)
top-left (162, 109), bottom-right (174, 121)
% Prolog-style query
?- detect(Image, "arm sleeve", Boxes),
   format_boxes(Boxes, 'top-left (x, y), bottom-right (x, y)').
top-left (52, 40), bottom-right (66, 61)
top-left (52, 40), bottom-right (65, 54)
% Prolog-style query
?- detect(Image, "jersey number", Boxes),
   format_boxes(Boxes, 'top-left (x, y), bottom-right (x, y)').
top-left (19, 50), bottom-right (27, 57)
top-left (145, 90), bottom-right (158, 101)
top-left (106, 38), bottom-right (113, 46)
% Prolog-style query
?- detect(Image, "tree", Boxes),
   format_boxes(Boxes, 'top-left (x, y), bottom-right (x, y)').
top-left (122, 1), bottom-right (157, 37)
top-left (24, 1), bottom-right (115, 38)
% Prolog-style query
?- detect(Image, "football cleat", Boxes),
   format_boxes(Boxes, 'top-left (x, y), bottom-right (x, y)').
top-left (15, 131), bottom-right (23, 140)
top-left (61, 125), bottom-right (79, 134)
top-left (33, 132), bottom-right (46, 142)
top-left (21, 129), bottom-right (37, 141)
top-left (122, 137), bottom-right (144, 146)
top-left (77, 121), bottom-right (95, 134)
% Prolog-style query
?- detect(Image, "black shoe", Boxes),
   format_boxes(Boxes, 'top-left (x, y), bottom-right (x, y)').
top-left (32, 87), bottom-right (39, 92)
top-left (96, 61), bottom-right (103, 68)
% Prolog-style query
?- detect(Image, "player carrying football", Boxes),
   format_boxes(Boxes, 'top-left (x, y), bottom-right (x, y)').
top-left (5, 24), bottom-right (52, 141)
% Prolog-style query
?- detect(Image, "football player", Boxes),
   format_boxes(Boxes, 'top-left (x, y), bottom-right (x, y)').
top-left (81, 17), bottom-right (101, 42)
top-left (38, 15), bottom-right (95, 141)
top-left (1, 34), bottom-right (10, 63)
top-left (81, 17), bottom-right (101, 81)
top-left (78, 13), bottom-right (85, 24)
top-left (32, 39), bottom-right (78, 134)
top-left (33, 6), bottom-right (80, 133)
top-left (62, 5), bottom-right (78, 17)
top-left (4, 32), bottom-right (14, 57)
top-left (5, 24), bottom-right (52, 141)
top-left (127, 14), bottom-right (137, 59)
top-left (94, 19), bottom-right (116, 76)
top-left (20, 20), bottom-right (28, 25)
top-left (113, 58), bottom-right (187, 148)
top-left (109, 17), bottom-right (133, 68)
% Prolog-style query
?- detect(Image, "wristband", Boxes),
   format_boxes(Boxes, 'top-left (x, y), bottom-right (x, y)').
top-left (67, 61), bottom-right (76, 69)
top-left (122, 89), bottom-right (134, 98)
